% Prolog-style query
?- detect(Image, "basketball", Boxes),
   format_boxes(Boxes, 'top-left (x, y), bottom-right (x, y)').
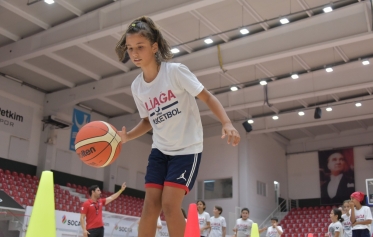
top-left (74, 121), bottom-right (122, 168)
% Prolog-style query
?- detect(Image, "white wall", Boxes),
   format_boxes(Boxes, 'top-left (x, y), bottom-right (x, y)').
top-left (287, 145), bottom-right (373, 199)
top-left (245, 134), bottom-right (288, 224)
top-left (0, 77), bottom-right (44, 166)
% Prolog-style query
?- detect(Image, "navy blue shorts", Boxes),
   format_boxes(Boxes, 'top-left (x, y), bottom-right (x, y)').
top-left (145, 148), bottom-right (202, 194)
top-left (352, 229), bottom-right (370, 237)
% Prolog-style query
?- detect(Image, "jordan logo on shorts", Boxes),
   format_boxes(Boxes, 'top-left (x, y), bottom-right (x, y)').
top-left (176, 170), bottom-right (187, 181)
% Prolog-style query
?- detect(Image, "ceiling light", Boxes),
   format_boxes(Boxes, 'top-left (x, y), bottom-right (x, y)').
top-left (355, 102), bottom-right (362, 107)
top-left (326, 107), bottom-right (332, 112)
top-left (260, 80), bottom-right (267, 86)
top-left (240, 28), bottom-right (249, 35)
top-left (280, 18), bottom-right (289, 24)
top-left (272, 115), bottom-right (279, 120)
top-left (171, 48), bottom-right (180, 54)
top-left (44, 0), bottom-right (54, 4)
top-left (325, 67), bottom-right (333, 72)
top-left (291, 74), bottom-right (299, 79)
top-left (230, 86), bottom-right (238, 91)
top-left (248, 119), bottom-right (254, 124)
top-left (204, 38), bottom-right (213, 44)
top-left (362, 60), bottom-right (370, 65)
top-left (298, 111), bottom-right (305, 116)
top-left (323, 7), bottom-right (333, 13)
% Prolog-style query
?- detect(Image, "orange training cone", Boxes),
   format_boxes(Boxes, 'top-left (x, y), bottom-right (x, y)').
top-left (184, 203), bottom-right (200, 237)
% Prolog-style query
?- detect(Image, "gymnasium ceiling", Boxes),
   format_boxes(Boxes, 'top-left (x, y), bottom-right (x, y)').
top-left (1, 0), bottom-right (373, 145)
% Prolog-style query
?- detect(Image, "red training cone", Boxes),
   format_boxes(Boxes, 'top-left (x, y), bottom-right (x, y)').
top-left (184, 203), bottom-right (200, 237)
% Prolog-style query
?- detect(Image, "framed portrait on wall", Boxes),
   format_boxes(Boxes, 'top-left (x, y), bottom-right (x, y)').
top-left (319, 148), bottom-right (355, 205)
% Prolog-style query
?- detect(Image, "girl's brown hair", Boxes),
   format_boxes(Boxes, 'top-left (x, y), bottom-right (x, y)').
top-left (115, 16), bottom-right (172, 63)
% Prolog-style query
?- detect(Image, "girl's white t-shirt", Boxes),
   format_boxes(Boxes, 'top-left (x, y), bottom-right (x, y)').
top-left (198, 211), bottom-right (211, 237)
top-left (328, 221), bottom-right (344, 237)
top-left (209, 216), bottom-right (226, 237)
top-left (266, 226), bottom-right (283, 237)
top-left (350, 206), bottom-right (373, 230)
top-left (132, 62), bottom-right (204, 155)
top-left (235, 218), bottom-right (254, 237)
top-left (341, 214), bottom-right (352, 237)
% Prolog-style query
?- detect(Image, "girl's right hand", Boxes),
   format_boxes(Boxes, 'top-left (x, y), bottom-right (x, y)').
top-left (117, 126), bottom-right (129, 144)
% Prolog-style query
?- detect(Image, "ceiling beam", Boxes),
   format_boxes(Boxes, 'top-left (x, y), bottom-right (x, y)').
top-left (0, 0), bottom-right (50, 29)
top-left (99, 97), bottom-right (135, 114)
top-left (331, 94), bottom-right (340, 102)
top-left (298, 99), bottom-right (308, 108)
top-left (0, 0), bottom-right (223, 67)
top-left (266, 104), bottom-right (279, 114)
top-left (293, 55), bottom-right (311, 72)
top-left (17, 61), bottom-right (75, 88)
top-left (366, 88), bottom-right (372, 95)
top-left (189, 10), bottom-right (229, 42)
top-left (0, 27), bottom-right (20, 41)
top-left (77, 44), bottom-right (130, 72)
top-left (268, 132), bottom-right (290, 145)
top-left (55, 0), bottom-right (83, 16)
top-left (256, 64), bottom-right (277, 80)
top-left (236, 110), bottom-right (250, 118)
top-left (45, 52), bottom-right (101, 80)
top-left (296, 0), bottom-right (314, 17)
top-left (219, 72), bottom-right (241, 85)
top-left (364, 1), bottom-right (372, 32)
top-left (300, 128), bottom-right (315, 138)
top-left (356, 120), bottom-right (368, 130)
top-left (161, 27), bottom-right (193, 53)
top-left (334, 46), bottom-right (350, 62)
top-left (236, 0), bottom-right (269, 31)
top-left (327, 124), bottom-right (340, 134)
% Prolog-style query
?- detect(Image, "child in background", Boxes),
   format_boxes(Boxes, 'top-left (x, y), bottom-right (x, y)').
top-left (197, 200), bottom-right (210, 237)
top-left (342, 200), bottom-right (353, 237)
top-left (264, 217), bottom-right (283, 237)
top-left (349, 192), bottom-right (372, 237)
top-left (326, 208), bottom-right (344, 237)
top-left (233, 208), bottom-right (253, 237)
top-left (209, 206), bottom-right (226, 237)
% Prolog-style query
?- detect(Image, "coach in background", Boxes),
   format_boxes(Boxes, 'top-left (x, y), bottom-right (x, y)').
top-left (80, 182), bottom-right (126, 237)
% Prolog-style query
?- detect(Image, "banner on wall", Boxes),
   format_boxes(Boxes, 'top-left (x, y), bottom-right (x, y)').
top-left (23, 207), bottom-right (169, 236)
top-left (69, 108), bottom-right (90, 151)
top-left (319, 148), bottom-right (355, 205)
top-left (0, 95), bottom-right (33, 140)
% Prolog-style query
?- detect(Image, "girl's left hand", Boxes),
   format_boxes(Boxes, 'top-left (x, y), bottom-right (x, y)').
top-left (221, 122), bottom-right (240, 146)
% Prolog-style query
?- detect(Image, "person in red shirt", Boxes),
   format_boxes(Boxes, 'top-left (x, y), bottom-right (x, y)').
top-left (80, 182), bottom-right (126, 237)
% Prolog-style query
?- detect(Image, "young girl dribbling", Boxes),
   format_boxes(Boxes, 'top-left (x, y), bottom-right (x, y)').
top-left (326, 208), bottom-right (345, 237)
top-left (115, 16), bottom-right (240, 237)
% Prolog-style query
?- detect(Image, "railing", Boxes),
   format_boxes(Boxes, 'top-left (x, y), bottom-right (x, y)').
top-left (258, 199), bottom-right (287, 229)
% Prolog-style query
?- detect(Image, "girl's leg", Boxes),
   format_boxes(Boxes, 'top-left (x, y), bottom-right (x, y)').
top-left (162, 186), bottom-right (186, 237)
top-left (138, 188), bottom-right (163, 237)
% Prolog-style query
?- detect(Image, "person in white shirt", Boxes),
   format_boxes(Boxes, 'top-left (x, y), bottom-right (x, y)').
top-left (342, 200), bottom-right (353, 237)
top-left (263, 217), bottom-right (283, 237)
top-left (116, 16), bottom-right (240, 237)
top-left (326, 208), bottom-right (345, 237)
top-left (209, 206), bottom-right (226, 237)
top-left (233, 208), bottom-right (254, 237)
top-left (349, 192), bottom-right (372, 237)
top-left (197, 200), bottom-right (210, 237)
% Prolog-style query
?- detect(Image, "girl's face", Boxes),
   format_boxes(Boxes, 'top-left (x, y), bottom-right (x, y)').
top-left (197, 202), bottom-right (205, 211)
top-left (213, 207), bottom-right (219, 216)
top-left (350, 197), bottom-right (360, 206)
top-left (241, 210), bottom-right (249, 220)
top-left (330, 210), bottom-right (338, 222)
top-left (343, 202), bottom-right (350, 213)
top-left (125, 33), bottom-right (158, 68)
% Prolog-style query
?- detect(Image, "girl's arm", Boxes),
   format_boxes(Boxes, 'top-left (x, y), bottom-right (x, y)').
top-left (222, 226), bottom-right (226, 237)
top-left (352, 220), bottom-right (372, 226)
top-left (197, 89), bottom-right (240, 146)
top-left (275, 226), bottom-right (283, 235)
top-left (350, 207), bottom-right (356, 223)
top-left (334, 231), bottom-right (340, 237)
top-left (118, 117), bottom-right (152, 143)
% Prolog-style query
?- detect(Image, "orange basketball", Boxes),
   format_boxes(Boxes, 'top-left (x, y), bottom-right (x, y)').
top-left (74, 121), bottom-right (122, 167)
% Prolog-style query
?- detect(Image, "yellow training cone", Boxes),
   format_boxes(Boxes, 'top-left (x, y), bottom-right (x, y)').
top-left (251, 223), bottom-right (260, 237)
top-left (26, 171), bottom-right (56, 237)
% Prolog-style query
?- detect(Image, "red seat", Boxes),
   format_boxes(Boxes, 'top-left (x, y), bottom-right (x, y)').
top-left (66, 183), bottom-right (71, 187)
top-left (5, 170), bottom-right (10, 175)
top-left (26, 174), bottom-right (31, 179)
top-left (11, 171), bottom-right (18, 176)
top-left (72, 184), bottom-right (77, 188)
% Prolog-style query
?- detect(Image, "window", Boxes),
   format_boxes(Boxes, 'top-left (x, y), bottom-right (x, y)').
top-left (197, 178), bottom-right (232, 200)
top-left (257, 180), bottom-right (267, 197)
